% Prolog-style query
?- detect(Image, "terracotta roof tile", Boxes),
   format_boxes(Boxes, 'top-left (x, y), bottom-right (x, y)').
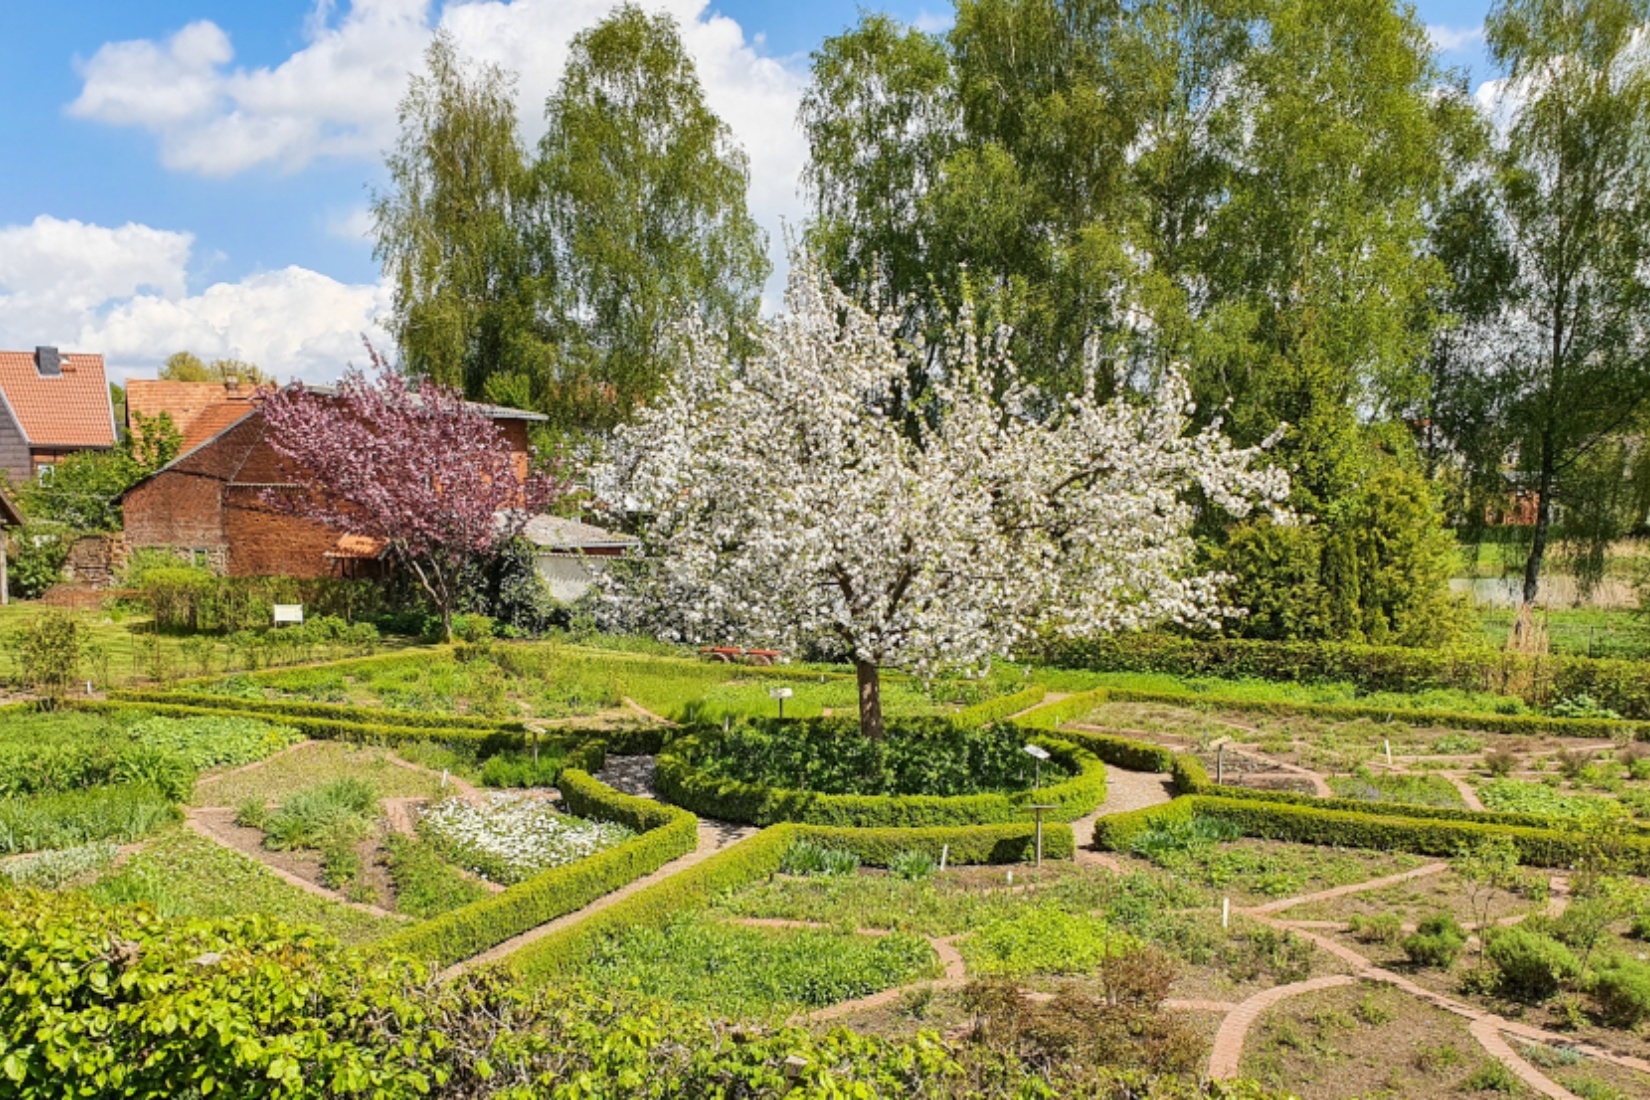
top-left (0, 350), bottom-right (115, 449)
top-left (126, 380), bottom-right (265, 453)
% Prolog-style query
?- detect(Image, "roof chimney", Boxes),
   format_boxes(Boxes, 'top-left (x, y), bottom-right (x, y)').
top-left (34, 347), bottom-right (61, 378)
top-left (224, 374), bottom-right (242, 396)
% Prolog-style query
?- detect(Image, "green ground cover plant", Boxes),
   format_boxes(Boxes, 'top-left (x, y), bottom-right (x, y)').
top-left (81, 827), bottom-right (388, 944)
top-left (577, 912), bottom-right (940, 1018)
top-left (0, 783), bottom-right (176, 855)
top-left (194, 741), bottom-right (446, 806)
top-left (1327, 770), bottom-right (1467, 809)
top-left (961, 905), bottom-right (1138, 977)
top-left (1476, 779), bottom-right (1627, 821)
top-left (0, 840), bottom-right (117, 888)
top-left (381, 833), bottom-right (490, 919)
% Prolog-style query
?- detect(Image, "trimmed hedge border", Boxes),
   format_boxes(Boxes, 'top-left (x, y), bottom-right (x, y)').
top-left (1107, 687), bottom-right (1650, 741)
top-left (107, 690), bottom-right (524, 733)
top-left (951, 684), bottom-right (1048, 728)
top-left (373, 769), bottom-right (697, 970)
top-left (1049, 633), bottom-right (1650, 721)
top-left (654, 732), bottom-right (1106, 827)
top-left (505, 817), bottom-right (1067, 983)
top-left (1093, 793), bottom-right (1650, 873)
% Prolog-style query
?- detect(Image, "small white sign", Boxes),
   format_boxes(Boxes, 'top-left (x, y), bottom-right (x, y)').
top-left (768, 687), bottom-right (794, 700)
top-left (1022, 744), bottom-right (1051, 761)
top-left (273, 604), bottom-right (304, 625)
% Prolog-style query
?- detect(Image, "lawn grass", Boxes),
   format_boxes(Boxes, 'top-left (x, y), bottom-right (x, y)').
top-left (192, 742), bottom-right (446, 807)
top-left (81, 826), bottom-right (391, 945)
top-left (204, 642), bottom-right (1026, 722)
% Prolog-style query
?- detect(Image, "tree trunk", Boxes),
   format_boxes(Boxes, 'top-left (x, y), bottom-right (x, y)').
top-left (1521, 442), bottom-right (1556, 609)
top-left (856, 659), bottom-right (885, 741)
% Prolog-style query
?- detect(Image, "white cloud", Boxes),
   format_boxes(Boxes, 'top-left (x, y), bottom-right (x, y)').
top-left (913, 10), bottom-right (954, 34)
top-left (0, 215), bottom-right (388, 384)
top-left (1428, 24), bottom-right (1485, 54)
top-left (68, 0), bottom-right (809, 298)
top-left (326, 205), bottom-right (377, 242)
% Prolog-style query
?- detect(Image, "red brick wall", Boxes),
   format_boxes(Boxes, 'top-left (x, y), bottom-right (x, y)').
top-left (224, 488), bottom-right (346, 577)
top-left (122, 471), bottom-right (228, 555)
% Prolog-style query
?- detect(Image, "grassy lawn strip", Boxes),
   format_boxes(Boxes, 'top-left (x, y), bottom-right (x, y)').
top-left (577, 912), bottom-right (939, 1019)
top-left (81, 826), bottom-right (390, 945)
top-left (194, 742), bottom-right (446, 806)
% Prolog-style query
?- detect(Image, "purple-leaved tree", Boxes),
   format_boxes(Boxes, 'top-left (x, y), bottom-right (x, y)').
top-left (259, 351), bottom-right (565, 639)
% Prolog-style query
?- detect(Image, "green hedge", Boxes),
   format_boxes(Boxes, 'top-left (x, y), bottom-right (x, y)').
top-left (796, 821), bottom-right (1074, 865)
top-left (508, 825), bottom-right (796, 983)
top-left (654, 735), bottom-right (1106, 828)
top-left (374, 769), bottom-right (697, 970)
top-left (106, 690), bottom-right (523, 733)
top-left (1093, 794), bottom-right (1650, 872)
top-left (951, 684), bottom-right (1047, 728)
top-left (1107, 687), bottom-right (1650, 741)
top-left (505, 815), bottom-right (1068, 986)
top-left (1009, 688), bottom-right (1111, 731)
top-left (1050, 633), bottom-right (1650, 722)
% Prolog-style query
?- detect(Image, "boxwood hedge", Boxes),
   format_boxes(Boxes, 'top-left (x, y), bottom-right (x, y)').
top-left (374, 769), bottom-right (698, 970)
top-left (1048, 632), bottom-right (1650, 722)
top-left (506, 817), bottom-right (1069, 983)
top-left (654, 733), bottom-right (1106, 827)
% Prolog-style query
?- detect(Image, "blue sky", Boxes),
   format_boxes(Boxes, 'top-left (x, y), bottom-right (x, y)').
top-left (0, 0), bottom-right (1496, 384)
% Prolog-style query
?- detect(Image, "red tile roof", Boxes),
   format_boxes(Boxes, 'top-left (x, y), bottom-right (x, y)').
top-left (0, 350), bottom-right (116, 449)
top-left (126, 380), bottom-right (265, 453)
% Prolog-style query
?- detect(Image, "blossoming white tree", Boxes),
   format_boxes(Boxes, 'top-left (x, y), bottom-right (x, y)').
top-left (594, 265), bottom-right (1290, 739)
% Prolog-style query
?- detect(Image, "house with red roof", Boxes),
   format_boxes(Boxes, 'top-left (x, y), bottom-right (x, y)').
top-left (0, 347), bottom-right (118, 484)
top-left (120, 383), bottom-right (547, 577)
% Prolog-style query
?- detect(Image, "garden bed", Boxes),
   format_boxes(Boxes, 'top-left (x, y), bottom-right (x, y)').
top-left (656, 720), bottom-right (1106, 826)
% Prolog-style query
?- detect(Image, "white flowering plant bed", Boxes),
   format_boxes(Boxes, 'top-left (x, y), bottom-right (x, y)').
top-left (416, 793), bottom-right (634, 886)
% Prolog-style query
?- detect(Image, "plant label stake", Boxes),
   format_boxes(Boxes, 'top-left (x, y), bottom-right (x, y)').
top-left (1022, 743), bottom-right (1050, 792)
top-left (441, 769), bottom-right (448, 789)
top-left (939, 844), bottom-right (949, 872)
top-left (1028, 804), bottom-right (1056, 867)
top-left (1385, 740), bottom-right (1393, 766)
top-left (1222, 897), bottom-right (1230, 929)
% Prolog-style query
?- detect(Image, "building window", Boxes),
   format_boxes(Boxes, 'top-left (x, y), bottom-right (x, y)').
top-left (191, 549), bottom-right (209, 569)
top-left (35, 464), bottom-right (54, 485)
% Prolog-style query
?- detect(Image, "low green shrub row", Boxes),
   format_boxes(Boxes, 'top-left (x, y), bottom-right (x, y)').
top-left (795, 821), bottom-right (1074, 865)
top-left (508, 825), bottom-right (794, 982)
top-left (655, 735), bottom-right (1105, 827)
top-left (80, 700), bottom-right (520, 751)
top-left (1107, 687), bottom-right (1650, 741)
top-left (1093, 794), bottom-right (1650, 872)
top-left (107, 690), bottom-right (522, 733)
top-left (950, 684), bottom-right (1047, 728)
top-left (1048, 632), bottom-right (1650, 721)
top-left (1009, 688), bottom-right (1111, 731)
top-left (374, 769), bottom-right (698, 970)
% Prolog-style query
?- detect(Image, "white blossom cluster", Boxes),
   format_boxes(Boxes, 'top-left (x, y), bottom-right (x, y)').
top-left (417, 794), bottom-right (633, 886)
top-left (593, 262), bottom-right (1291, 680)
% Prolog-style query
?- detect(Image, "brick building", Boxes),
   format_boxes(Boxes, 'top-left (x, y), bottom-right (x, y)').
top-left (120, 384), bottom-right (546, 577)
top-left (0, 347), bottom-right (118, 483)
